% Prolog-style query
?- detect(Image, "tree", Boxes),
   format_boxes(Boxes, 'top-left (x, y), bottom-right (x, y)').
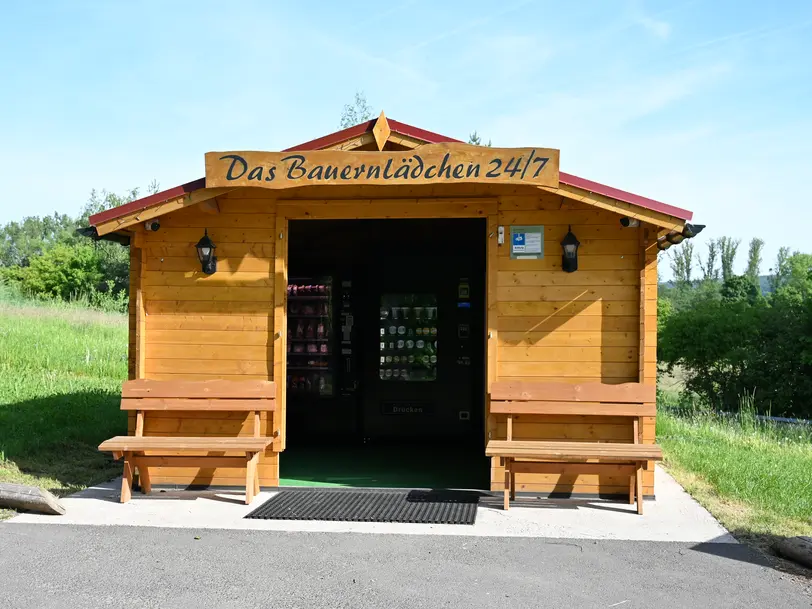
top-left (698, 239), bottom-right (719, 281)
top-left (339, 91), bottom-right (373, 129)
top-left (772, 251), bottom-right (812, 296)
top-left (719, 236), bottom-right (740, 282)
top-left (467, 131), bottom-right (491, 146)
top-left (1, 243), bottom-right (103, 300)
top-left (745, 237), bottom-right (764, 288)
top-left (0, 185), bottom-right (149, 307)
top-left (0, 213), bottom-right (75, 268)
top-left (770, 246), bottom-right (791, 292)
top-left (669, 242), bottom-right (694, 285)
top-left (721, 275), bottom-right (759, 303)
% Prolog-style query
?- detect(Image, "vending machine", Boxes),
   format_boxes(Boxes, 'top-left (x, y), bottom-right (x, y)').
top-left (361, 254), bottom-right (485, 443)
top-left (285, 272), bottom-right (359, 443)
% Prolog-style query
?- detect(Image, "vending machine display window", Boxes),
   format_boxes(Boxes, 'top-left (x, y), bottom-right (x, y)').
top-left (287, 277), bottom-right (334, 396)
top-left (379, 293), bottom-right (437, 382)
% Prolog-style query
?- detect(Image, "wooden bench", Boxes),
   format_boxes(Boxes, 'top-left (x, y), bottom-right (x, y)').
top-left (485, 382), bottom-right (662, 515)
top-left (98, 380), bottom-right (276, 505)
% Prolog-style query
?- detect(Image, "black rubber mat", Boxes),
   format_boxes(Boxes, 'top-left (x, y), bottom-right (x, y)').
top-left (245, 488), bottom-right (480, 524)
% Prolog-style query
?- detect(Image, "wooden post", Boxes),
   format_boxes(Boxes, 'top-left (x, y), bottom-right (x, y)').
top-left (504, 459), bottom-right (511, 510)
top-left (121, 453), bottom-right (134, 503)
top-left (132, 234), bottom-right (147, 380)
top-left (638, 225), bottom-right (657, 385)
top-left (486, 213), bottom-right (499, 491)
top-left (638, 226), bottom-right (658, 499)
top-left (636, 464), bottom-right (644, 515)
top-left (133, 409), bottom-right (149, 494)
top-left (135, 410), bottom-right (144, 437)
top-left (245, 452), bottom-right (259, 504)
top-left (272, 214), bottom-right (288, 454)
top-left (139, 463), bottom-right (152, 494)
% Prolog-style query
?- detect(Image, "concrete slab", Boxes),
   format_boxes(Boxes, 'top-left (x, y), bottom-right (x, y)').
top-left (9, 466), bottom-right (735, 543)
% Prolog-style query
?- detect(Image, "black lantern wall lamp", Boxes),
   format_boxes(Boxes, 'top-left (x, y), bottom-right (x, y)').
top-left (195, 229), bottom-right (217, 274)
top-left (560, 225), bottom-right (580, 273)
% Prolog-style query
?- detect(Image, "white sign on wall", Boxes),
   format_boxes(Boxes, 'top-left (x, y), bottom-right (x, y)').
top-left (510, 225), bottom-right (544, 260)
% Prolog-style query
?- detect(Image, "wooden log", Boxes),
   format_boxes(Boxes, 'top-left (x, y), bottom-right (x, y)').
top-left (775, 536), bottom-right (812, 569)
top-left (0, 483), bottom-right (66, 515)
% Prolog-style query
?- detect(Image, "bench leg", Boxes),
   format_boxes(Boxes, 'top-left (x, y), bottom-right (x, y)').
top-left (510, 466), bottom-right (516, 502)
top-left (636, 464), bottom-right (644, 515)
top-left (138, 457), bottom-right (152, 495)
top-left (629, 474), bottom-right (635, 505)
top-left (245, 452), bottom-right (259, 505)
top-left (254, 456), bottom-right (261, 498)
top-left (120, 452), bottom-right (134, 503)
top-left (503, 458), bottom-right (511, 510)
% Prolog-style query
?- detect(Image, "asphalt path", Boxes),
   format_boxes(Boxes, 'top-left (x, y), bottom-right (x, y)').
top-left (1, 524), bottom-right (809, 608)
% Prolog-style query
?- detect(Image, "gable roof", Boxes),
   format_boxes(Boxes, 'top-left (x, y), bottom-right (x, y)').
top-left (88, 118), bottom-right (693, 228)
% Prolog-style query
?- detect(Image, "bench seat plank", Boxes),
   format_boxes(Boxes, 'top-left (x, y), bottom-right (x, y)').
top-left (486, 440), bottom-right (662, 461)
top-left (99, 436), bottom-right (273, 453)
top-left (122, 379), bottom-right (276, 399)
top-left (489, 401), bottom-right (655, 416)
top-left (490, 382), bottom-right (655, 404)
top-left (121, 398), bottom-right (275, 412)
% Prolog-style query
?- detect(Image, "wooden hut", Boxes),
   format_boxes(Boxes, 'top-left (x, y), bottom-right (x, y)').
top-left (87, 112), bottom-right (698, 501)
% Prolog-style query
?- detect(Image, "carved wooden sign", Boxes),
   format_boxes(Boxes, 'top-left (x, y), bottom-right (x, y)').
top-left (205, 143), bottom-right (559, 189)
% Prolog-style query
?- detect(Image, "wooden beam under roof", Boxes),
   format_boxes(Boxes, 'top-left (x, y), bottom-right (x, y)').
top-left (540, 183), bottom-right (686, 231)
top-left (324, 132), bottom-right (376, 151)
top-left (95, 188), bottom-right (234, 236)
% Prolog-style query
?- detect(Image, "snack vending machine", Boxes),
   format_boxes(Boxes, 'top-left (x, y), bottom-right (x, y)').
top-left (286, 274), bottom-right (359, 442)
top-left (286, 277), bottom-right (334, 398)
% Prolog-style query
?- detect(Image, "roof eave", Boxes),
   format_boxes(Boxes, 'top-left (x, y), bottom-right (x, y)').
top-left (87, 118), bottom-right (694, 227)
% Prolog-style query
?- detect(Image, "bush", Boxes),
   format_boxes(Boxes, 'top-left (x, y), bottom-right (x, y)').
top-left (660, 262), bottom-right (812, 418)
top-left (1, 244), bottom-right (103, 300)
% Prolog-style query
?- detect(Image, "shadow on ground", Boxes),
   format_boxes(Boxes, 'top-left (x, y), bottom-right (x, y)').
top-left (0, 391), bottom-right (125, 496)
top-left (693, 532), bottom-right (812, 583)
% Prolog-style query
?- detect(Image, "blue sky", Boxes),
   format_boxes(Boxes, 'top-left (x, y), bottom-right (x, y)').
top-left (1, 0), bottom-right (810, 278)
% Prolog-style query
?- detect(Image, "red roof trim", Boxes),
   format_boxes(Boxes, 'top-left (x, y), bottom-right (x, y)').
top-left (88, 119), bottom-right (693, 227)
top-left (282, 119), bottom-right (377, 152)
top-left (88, 178), bottom-right (206, 226)
top-left (387, 119), bottom-right (463, 145)
top-left (559, 172), bottom-right (693, 221)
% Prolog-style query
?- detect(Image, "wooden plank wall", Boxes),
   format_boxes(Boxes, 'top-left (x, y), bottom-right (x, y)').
top-left (125, 187), bottom-right (658, 496)
top-left (136, 190), bottom-right (280, 487)
top-left (127, 245), bottom-right (140, 380)
top-left (489, 193), bottom-right (656, 497)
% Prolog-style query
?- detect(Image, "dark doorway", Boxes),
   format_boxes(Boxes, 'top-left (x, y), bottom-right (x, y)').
top-left (281, 218), bottom-right (488, 489)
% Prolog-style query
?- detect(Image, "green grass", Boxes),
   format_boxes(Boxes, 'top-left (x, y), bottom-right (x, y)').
top-left (2, 281), bottom-right (809, 544)
top-left (657, 392), bottom-right (812, 551)
top-left (0, 285), bottom-right (128, 518)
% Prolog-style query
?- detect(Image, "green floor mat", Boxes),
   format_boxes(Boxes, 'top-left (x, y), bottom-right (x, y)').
top-left (279, 444), bottom-right (489, 489)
